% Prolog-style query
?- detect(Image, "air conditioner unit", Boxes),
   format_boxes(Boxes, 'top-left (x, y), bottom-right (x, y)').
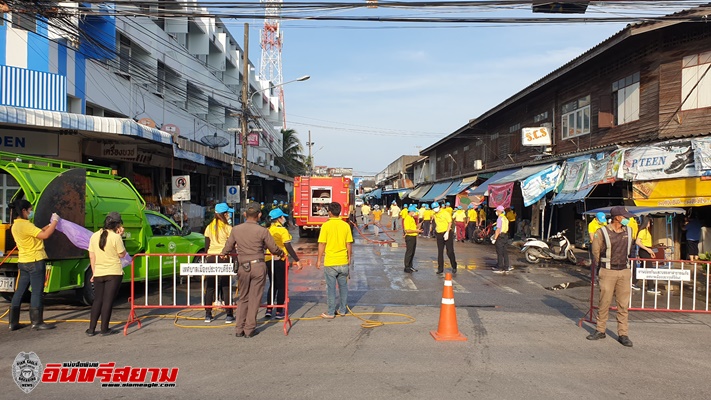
top-left (474, 160), bottom-right (483, 170)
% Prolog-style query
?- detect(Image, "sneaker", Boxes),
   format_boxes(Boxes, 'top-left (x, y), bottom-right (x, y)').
top-left (647, 288), bottom-right (662, 295)
top-left (436, 270), bottom-right (443, 275)
top-left (204, 314), bottom-right (213, 323)
top-left (452, 268), bottom-right (457, 274)
top-left (618, 335), bottom-right (633, 347)
top-left (493, 269), bottom-right (506, 274)
top-left (274, 312), bottom-right (285, 320)
top-left (225, 315), bottom-right (235, 324)
top-left (586, 331), bottom-right (606, 340)
top-left (264, 309), bottom-right (272, 318)
top-left (631, 284), bottom-right (641, 291)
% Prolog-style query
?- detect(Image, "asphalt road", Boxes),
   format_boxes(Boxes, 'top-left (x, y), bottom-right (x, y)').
top-left (2, 223), bottom-right (710, 399)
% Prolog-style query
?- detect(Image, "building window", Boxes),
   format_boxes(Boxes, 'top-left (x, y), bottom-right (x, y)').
top-left (509, 123), bottom-right (520, 133)
top-left (463, 145), bottom-right (469, 151)
top-left (681, 52), bottom-right (711, 111)
top-left (612, 72), bottom-right (640, 125)
top-left (561, 95), bottom-right (590, 139)
top-left (12, 13), bottom-right (36, 32)
top-left (533, 111), bottom-right (549, 122)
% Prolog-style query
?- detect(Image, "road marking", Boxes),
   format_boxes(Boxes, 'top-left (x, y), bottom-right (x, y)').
top-left (451, 279), bottom-right (470, 294)
top-left (383, 266), bottom-right (418, 291)
top-left (472, 269), bottom-right (521, 294)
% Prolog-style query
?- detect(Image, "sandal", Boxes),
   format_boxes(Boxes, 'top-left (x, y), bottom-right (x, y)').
top-left (320, 313), bottom-right (335, 319)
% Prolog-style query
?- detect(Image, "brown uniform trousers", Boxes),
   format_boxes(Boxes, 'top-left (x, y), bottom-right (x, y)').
top-left (596, 268), bottom-right (632, 336)
top-left (235, 261), bottom-right (267, 336)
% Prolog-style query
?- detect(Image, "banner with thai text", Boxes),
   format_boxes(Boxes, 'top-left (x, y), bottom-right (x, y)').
top-left (692, 137), bottom-right (711, 171)
top-left (561, 161), bottom-right (587, 192)
top-left (521, 164), bottom-right (561, 206)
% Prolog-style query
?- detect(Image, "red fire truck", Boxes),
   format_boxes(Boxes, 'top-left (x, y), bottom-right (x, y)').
top-left (293, 168), bottom-right (354, 238)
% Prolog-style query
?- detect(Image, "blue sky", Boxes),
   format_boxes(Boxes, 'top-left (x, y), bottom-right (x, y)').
top-left (221, 3), bottom-right (695, 176)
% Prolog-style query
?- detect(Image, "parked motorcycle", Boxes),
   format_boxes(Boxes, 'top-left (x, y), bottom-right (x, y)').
top-left (521, 229), bottom-right (577, 264)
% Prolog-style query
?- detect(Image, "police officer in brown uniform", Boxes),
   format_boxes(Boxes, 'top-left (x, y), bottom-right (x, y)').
top-left (587, 206), bottom-right (635, 347)
top-left (221, 202), bottom-right (285, 338)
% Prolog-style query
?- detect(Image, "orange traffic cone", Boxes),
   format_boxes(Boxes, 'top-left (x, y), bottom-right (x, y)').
top-left (430, 272), bottom-right (467, 341)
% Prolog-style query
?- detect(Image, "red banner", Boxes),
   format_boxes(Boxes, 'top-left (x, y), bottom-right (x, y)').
top-left (238, 133), bottom-right (260, 146)
top-left (488, 182), bottom-right (514, 209)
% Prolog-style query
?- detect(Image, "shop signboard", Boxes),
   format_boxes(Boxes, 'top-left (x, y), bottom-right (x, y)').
top-left (621, 140), bottom-right (696, 181)
top-left (172, 175), bottom-right (191, 201)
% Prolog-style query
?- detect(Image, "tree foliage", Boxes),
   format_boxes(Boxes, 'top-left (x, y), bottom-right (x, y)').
top-left (277, 128), bottom-right (307, 177)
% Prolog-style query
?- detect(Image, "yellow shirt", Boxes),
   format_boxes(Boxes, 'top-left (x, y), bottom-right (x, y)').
top-left (588, 219), bottom-right (607, 237)
top-left (318, 217), bottom-right (353, 267)
top-left (637, 228), bottom-right (652, 247)
top-left (497, 215), bottom-right (509, 233)
top-left (389, 206), bottom-right (400, 218)
top-left (204, 219), bottom-right (232, 255)
top-left (404, 214), bottom-right (418, 237)
top-left (467, 209), bottom-right (477, 222)
top-left (453, 210), bottom-right (467, 223)
top-left (418, 207), bottom-right (426, 219)
top-left (433, 210), bottom-right (452, 234)
top-left (478, 209), bottom-right (486, 222)
top-left (506, 210), bottom-right (516, 222)
top-left (266, 222), bottom-right (292, 261)
top-left (444, 206), bottom-right (454, 216)
top-left (88, 229), bottom-right (126, 276)
top-left (423, 209), bottom-right (434, 221)
top-left (372, 210), bottom-right (383, 222)
top-left (361, 205), bottom-right (371, 216)
top-left (400, 208), bottom-right (409, 219)
top-left (629, 218), bottom-right (638, 239)
top-left (11, 219), bottom-right (47, 263)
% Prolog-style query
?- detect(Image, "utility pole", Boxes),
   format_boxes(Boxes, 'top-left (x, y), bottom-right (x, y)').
top-left (306, 130), bottom-right (314, 176)
top-left (240, 23), bottom-right (250, 211)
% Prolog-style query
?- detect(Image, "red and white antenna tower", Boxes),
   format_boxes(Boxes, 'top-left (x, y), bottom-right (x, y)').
top-left (259, 0), bottom-right (285, 128)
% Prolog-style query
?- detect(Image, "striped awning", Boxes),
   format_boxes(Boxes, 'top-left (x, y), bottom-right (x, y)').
top-left (0, 105), bottom-right (172, 144)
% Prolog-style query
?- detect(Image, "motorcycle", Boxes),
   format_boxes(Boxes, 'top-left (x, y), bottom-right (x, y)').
top-left (521, 229), bottom-right (577, 264)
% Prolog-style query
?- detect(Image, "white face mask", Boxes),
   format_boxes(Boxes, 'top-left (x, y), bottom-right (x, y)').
top-left (433, 207), bottom-right (440, 212)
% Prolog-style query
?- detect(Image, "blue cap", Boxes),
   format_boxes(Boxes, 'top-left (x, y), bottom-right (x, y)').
top-left (269, 208), bottom-right (286, 220)
top-left (596, 212), bottom-right (607, 223)
top-left (431, 202), bottom-right (440, 209)
top-left (403, 204), bottom-right (408, 208)
top-left (446, 202), bottom-right (451, 206)
top-left (467, 203), bottom-right (474, 209)
top-left (215, 203), bottom-right (234, 214)
top-left (273, 200), bottom-right (278, 204)
top-left (510, 206), bottom-right (514, 210)
top-left (261, 202), bottom-right (264, 205)
top-left (457, 205), bottom-right (462, 209)
top-left (425, 204), bottom-right (430, 209)
top-left (392, 200), bottom-right (396, 204)
top-left (408, 205), bottom-right (418, 213)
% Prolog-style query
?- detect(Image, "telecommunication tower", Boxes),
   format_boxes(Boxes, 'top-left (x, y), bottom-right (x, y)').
top-left (259, 0), bottom-right (285, 127)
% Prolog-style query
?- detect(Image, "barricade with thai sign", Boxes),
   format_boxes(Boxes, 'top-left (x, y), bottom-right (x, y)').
top-left (123, 253), bottom-right (293, 336)
top-left (580, 258), bottom-right (711, 327)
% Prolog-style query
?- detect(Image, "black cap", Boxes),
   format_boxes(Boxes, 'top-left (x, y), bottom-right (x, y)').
top-left (245, 202), bottom-right (261, 213)
top-left (610, 206), bottom-right (634, 218)
top-left (106, 211), bottom-right (123, 223)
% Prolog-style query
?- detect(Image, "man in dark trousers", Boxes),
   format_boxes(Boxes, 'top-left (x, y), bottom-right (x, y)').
top-left (492, 205), bottom-right (511, 274)
top-left (221, 202), bottom-right (285, 338)
top-left (403, 205), bottom-right (422, 273)
top-left (587, 206), bottom-right (635, 347)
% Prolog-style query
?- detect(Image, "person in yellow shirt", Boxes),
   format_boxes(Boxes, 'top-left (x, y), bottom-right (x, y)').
top-left (372, 205), bottom-right (383, 237)
top-left (389, 201), bottom-right (401, 231)
top-left (9, 199), bottom-right (59, 331)
top-left (444, 202), bottom-right (454, 216)
top-left (87, 211), bottom-right (127, 336)
top-left (432, 202), bottom-right (457, 275)
top-left (506, 206), bottom-right (517, 239)
top-left (403, 205), bottom-right (423, 273)
top-left (588, 212), bottom-right (607, 273)
top-left (492, 206), bottom-right (511, 274)
top-left (360, 203), bottom-right (371, 229)
top-left (634, 217), bottom-right (660, 294)
top-left (422, 204), bottom-right (434, 238)
top-left (266, 208), bottom-right (302, 319)
top-left (477, 205), bottom-right (487, 228)
top-left (316, 202), bottom-right (354, 318)
top-left (203, 203), bottom-right (235, 323)
top-left (399, 204), bottom-right (410, 232)
top-left (453, 206), bottom-right (467, 242)
top-left (466, 204), bottom-right (478, 242)
top-left (628, 216), bottom-right (638, 240)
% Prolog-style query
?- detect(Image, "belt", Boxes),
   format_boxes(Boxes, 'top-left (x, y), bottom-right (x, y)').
top-left (240, 259), bottom-right (264, 267)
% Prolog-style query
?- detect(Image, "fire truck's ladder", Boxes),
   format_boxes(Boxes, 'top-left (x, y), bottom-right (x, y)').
top-left (299, 177), bottom-right (311, 217)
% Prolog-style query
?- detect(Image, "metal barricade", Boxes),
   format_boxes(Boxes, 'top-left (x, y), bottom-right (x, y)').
top-left (123, 253), bottom-right (292, 336)
top-left (580, 258), bottom-right (711, 326)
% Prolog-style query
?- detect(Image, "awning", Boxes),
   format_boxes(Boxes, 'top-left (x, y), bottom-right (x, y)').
top-left (551, 185), bottom-right (596, 205)
top-left (382, 188), bottom-right (412, 195)
top-left (443, 175), bottom-right (478, 197)
top-left (0, 105), bottom-right (173, 144)
top-left (584, 206), bottom-right (686, 217)
top-left (408, 183), bottom-right (433, 200)
top-left (365, 188), bottom-right (382, 199)
top-left (471, 168), bottom-right (518, 196)
top-left (490, 164), bottom-right (555, 184)
top-left (632, 177), bottom-right (711, 207)
top-left (420, 180), bottom-right (456, 202)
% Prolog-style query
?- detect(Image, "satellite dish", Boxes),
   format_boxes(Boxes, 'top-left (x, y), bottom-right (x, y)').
top-left (200, 132), bottom-right (230, 149)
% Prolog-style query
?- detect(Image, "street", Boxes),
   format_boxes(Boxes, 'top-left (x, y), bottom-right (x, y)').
top-left (2, 224), bottom-right (710, 399)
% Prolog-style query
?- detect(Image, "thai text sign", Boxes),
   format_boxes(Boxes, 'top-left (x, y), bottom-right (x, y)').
top-left (179, 263), bottom-right (235, 276)
top-left (521, 127), bottom-right (551, 146)
top-left (636, 268), bottom-right (690, 282)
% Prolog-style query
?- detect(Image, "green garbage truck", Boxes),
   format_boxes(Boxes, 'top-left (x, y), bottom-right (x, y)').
top-left (0, 151), bottom-right (205, 305)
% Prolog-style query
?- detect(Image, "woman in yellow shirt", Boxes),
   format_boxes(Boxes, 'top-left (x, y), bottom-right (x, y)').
top-left (87, 212), bottom-right (127, 336)
top-left (9, 200), bottom-right (59, 331)
top-left (266, 208), bottom-right (301, 319)
top-left (634, 217), bottom-right (659, 294)
top-left (203, 203), bottom-right (235, 323)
